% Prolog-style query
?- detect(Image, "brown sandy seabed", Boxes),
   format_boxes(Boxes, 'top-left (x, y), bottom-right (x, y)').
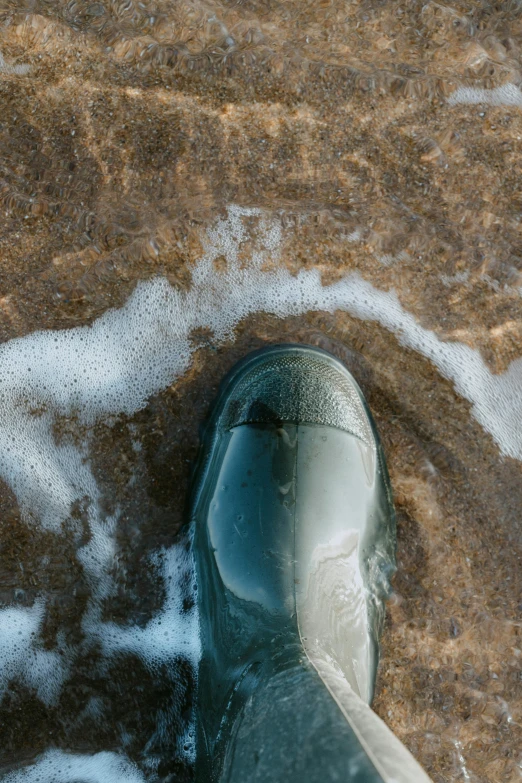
top-left (0, 0), bottom-right (522, 781)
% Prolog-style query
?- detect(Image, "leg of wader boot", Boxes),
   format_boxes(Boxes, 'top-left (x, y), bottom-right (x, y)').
top-left (220, 659), bottom-right (386, 783)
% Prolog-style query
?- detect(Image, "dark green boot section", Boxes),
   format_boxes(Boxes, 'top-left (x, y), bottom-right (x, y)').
top-left (190, 345), bottom-right (432, 783)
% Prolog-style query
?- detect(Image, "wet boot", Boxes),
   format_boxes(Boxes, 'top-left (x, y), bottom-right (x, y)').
top-left (190, 344), bottom-right (432, 783)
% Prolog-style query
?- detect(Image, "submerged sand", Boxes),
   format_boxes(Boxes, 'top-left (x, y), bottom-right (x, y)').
top-left (0, 1), bottom-right (522, 781)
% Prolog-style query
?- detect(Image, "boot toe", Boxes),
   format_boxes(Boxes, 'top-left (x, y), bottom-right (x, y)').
top-left (218, 345), bottom-right (373, 446)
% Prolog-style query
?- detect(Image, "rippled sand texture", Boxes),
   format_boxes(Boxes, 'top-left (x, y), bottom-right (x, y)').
top-left (1, 1), bottom-right (522, 782)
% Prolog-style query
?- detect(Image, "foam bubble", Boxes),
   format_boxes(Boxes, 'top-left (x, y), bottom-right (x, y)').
top-left (2, 750), bottom-right (146, 783)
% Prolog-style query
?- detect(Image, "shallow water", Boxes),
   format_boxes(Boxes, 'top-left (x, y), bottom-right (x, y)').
top-left (1, 2), bottom-right (522, 782)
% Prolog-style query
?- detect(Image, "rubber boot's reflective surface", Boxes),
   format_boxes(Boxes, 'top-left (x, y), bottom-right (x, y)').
top-left (190, 345), bottom-right (433, 783)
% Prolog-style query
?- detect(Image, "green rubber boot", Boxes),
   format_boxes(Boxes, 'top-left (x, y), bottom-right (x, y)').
top-left (190, 344), bottom-right (432, 783)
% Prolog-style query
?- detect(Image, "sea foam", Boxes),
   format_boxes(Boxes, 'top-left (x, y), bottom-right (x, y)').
top-left (448, 83), bottom-right (522, 106)
top-left (1, 205), bottom-right (521, 779)
top-left (2, 750), bottom-right (146, 783)
top-left (0, 601), bottom-right (67, 706)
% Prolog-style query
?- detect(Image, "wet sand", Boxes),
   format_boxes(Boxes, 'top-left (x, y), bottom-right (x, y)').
top-left (0, 1), bottom-right (522, 781)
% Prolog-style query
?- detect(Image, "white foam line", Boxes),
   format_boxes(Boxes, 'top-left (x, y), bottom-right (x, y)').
top-left (448, 83), bottom-right (522, 106)
top-left (4, 205), bottom-right (518, 543)
top-left (2, 750), bottom-right (147, 783)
